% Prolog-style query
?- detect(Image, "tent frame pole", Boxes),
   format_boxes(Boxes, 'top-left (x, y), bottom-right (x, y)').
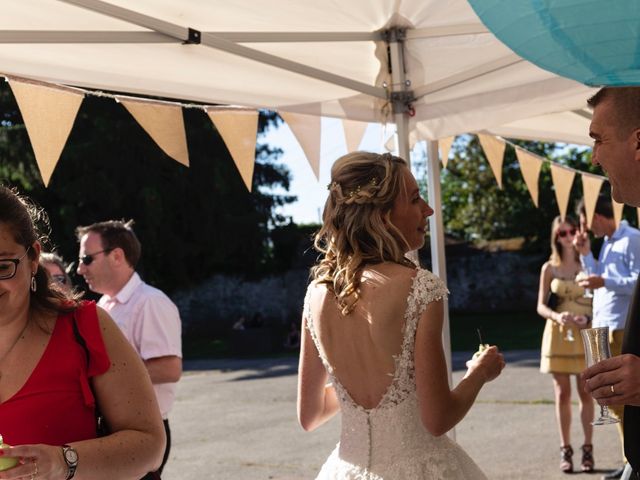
top-left (426, 140), bottom-right (454, 413)
top-left (387, 27), bottom-right (454, 439)
top-left (58, 0), bottom-right (386, 99)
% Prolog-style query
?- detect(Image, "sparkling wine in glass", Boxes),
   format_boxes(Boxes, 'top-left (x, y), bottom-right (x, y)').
top-left (580, 327), bottom-right (620, 425)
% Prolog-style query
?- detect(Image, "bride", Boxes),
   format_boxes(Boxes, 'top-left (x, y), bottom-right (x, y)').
top-left (297, 151), bottom-right (505, 479)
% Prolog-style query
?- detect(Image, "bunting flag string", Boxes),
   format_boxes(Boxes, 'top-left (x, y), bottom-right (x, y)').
top-left (1, 73), bottom-right (620, 219)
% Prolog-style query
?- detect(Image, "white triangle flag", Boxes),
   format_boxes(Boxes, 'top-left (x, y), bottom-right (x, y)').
top-left (613, 198), bottom-right (624, 228)
top-left (9, 80), bottom-right (83, 186)
top-left (342, 119), bottom-right (368, 152)
top-left (478, 134), bottom-right (506, 188)
top-left (279, 111), bottom-right (321, 179)
top-left (207, 109), bottom-right (259, 191)
top-left (580, 174), bottom-right (604, 228)
top-left (550, 164), bottom-right (576, 221)
top-left (439, 136), bottom-right (454, 169)
top-left (120, 99), bottom-right (189, 167)
top-left (515, 149), bottom-right (543, 207)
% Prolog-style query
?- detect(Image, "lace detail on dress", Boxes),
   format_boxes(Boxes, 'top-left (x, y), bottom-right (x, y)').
top-left (304, 269), bottom-right (485, 479)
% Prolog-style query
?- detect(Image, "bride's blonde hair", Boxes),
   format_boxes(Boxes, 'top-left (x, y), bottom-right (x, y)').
top-left (311, 151), bottom-right (415, 315)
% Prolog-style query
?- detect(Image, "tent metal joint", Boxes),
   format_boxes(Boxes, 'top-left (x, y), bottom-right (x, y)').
top-left (382, 27), bottom-right (407, 43)
top-left (186, 28), bottom-right (202, 44)
top-left (390, 90), bottom-right (415, 115)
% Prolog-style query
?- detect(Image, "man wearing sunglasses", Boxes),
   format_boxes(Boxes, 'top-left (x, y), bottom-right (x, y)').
top-left (574, 195), bottom-right (640, 479)
top-left (75, 220), bottom-right (182, 479)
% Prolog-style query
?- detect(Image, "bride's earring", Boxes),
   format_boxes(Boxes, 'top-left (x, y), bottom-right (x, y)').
top-left (30, 274), bottom-right (37, 293)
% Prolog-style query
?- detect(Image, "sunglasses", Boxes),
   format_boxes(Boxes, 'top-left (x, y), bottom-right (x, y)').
top-left (51, 274), bottom-right (67, 285)
top-left (556, 228), bottom-right (577, 238)
top-left (79, 249), bottom-right (112, 266)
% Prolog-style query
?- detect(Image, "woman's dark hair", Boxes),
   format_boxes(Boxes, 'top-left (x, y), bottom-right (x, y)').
top-left (0, 185), bottom-right (81, 314)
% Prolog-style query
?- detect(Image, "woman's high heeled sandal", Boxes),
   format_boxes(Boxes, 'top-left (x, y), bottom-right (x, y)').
top-left (560, 445), bottom-right (573, 473)
top-left (581, 444), bottom-right (594, 472)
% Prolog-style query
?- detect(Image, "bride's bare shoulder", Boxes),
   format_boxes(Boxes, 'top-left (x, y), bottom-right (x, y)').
top-left (361, 262), bottom-right (418, 289)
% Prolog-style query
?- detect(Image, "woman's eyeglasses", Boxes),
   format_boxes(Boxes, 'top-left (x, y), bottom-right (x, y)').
top-left (0, 247), bottom-right (32, 280)
top-left (556, 228), bottom-right (577, 238)
top-left (79, 249), bottom-right (112, 266)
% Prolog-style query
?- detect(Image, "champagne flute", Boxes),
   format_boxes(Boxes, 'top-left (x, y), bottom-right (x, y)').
top-left (580, 327), bottom-right (620, 425)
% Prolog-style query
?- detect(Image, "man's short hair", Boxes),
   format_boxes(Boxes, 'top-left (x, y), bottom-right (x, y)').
top-left (75, 219), bottom-right (141, 268)
top-left (588, 87), bottom-right (640, 138)
top-left (576, 194), bottom-right (614, 220)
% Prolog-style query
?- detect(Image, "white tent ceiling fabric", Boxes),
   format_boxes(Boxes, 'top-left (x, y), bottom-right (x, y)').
top-left (1, 0), bottom-right (596, 144)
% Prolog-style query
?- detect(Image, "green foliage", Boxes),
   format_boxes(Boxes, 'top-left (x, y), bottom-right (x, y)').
top-left (428, 135), bottom-right (598, 248)
top-left (0, 82), bottom-right (295, 292)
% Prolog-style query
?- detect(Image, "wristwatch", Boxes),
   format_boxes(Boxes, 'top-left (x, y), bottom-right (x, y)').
top-left (61, 444), bottom-right (78, 480)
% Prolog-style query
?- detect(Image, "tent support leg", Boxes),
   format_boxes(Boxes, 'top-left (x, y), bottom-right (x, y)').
top-left (427, 141), bottom-right (455, 440)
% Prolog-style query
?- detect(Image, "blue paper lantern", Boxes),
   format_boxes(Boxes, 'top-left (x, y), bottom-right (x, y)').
top-left (468, 0), bottom-right (640, 86)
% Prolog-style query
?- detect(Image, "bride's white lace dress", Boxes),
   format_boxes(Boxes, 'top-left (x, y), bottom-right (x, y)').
top-left (304, 268), bottom-right (488, 479)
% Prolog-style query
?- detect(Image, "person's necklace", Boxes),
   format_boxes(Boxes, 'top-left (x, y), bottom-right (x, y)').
top-left (0, 319), bottom-right (30, 381)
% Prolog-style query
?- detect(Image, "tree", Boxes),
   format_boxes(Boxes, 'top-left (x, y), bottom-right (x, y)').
top-left (415, 135), bottom-right (598, 249)
top-left (0, 82), bottom-right (295, 292)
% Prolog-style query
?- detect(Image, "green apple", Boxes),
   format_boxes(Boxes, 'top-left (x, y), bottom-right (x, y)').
top-left (0, 435), bottom-right (19, 471)
top-left (472, 343), bottom-right (490, 360)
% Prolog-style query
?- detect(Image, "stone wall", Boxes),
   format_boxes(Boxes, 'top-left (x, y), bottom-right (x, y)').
top-left (172, 248), bottom-right (546, 331)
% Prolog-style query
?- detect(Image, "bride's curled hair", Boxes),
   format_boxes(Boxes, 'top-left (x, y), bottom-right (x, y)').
top-left (311, 151), bottom-right (416, 315)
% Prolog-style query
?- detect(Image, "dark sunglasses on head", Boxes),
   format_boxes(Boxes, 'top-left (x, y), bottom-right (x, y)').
top-left (556, 228), bottom-right (577, 238)
top-left (79, 249), bottom-right (112, 266)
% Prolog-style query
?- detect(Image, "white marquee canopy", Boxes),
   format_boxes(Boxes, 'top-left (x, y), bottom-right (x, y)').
top-left (1, 0), bottom-right (599, 403)
top-left (2, 0), bottom-right (595, 141)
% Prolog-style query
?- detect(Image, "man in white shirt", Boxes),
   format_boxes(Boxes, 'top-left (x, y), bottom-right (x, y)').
top-left (76, 220), bottom-right (182, 479)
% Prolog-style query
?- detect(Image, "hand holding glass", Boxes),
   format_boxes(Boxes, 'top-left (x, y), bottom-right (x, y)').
top-left (580, 327), bottom-right (620, 425)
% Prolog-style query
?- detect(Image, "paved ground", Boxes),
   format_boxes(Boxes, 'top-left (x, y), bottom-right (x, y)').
top-left (162, 351), bottom-right (623, 479)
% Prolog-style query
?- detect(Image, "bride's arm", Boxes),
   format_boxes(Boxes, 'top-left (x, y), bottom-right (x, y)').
top-left (415, 300), bottom-right (504, 436)
top-left (297, 316), bottom-right (340, 432)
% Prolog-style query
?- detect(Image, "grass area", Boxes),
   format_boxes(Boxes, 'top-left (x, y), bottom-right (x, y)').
top-left (183, 310), bottom-right (545, 359)
top-left (450, 310), bottom-right (544, 352)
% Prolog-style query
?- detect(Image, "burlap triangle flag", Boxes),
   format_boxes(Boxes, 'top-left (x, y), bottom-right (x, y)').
top-left (580, 174), bottom-right (604, 228)
top-left (550, 163), bottom-right (576, 221)
top-left (9, 80), bottom-right (84, 186)
top-left (120, 99), bottom-right (189, 167)
top-left (342, 119), bottom-right (368, 152)
top-left (477, 134), bottom-right (506, 188)
top-left (613, 198), bottom-right (624, 228)
top-left (207, 109), bottom-right (259, 191)
top-left (515, 148), bottom-right (543, 207)
top-left (439, 136), bottom-right (454, 169)
top-left (279, 111), bottom-right (322, 179)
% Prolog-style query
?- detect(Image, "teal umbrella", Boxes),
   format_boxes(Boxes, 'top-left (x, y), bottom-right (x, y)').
top-left (468, 0), bottom-right (640, 86)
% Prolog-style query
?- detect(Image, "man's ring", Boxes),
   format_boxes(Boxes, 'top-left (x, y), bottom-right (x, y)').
top-left (610, 384), bottom-right (616, 395)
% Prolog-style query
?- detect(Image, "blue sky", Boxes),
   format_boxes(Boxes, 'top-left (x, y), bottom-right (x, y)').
top-left (262, 118), bottom-right (392, 224)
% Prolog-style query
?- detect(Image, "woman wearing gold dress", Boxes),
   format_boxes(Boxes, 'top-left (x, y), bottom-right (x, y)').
top-left (537, 215), bottom-right (594, 474)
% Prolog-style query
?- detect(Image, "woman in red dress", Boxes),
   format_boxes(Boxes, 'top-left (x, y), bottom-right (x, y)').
top-left (0, 185), bottom-right (165, 479)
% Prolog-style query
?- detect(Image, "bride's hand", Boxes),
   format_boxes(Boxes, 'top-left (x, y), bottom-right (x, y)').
top-left (466, 346), bottom-right (505, 383)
